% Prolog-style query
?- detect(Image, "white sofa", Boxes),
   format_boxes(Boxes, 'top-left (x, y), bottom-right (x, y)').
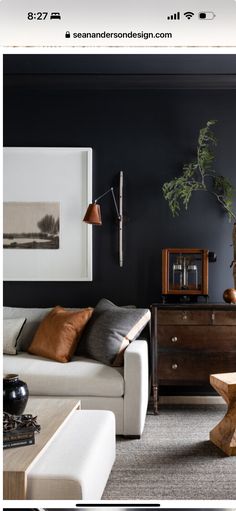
top-left (3, 307), bottom-right (149, 437)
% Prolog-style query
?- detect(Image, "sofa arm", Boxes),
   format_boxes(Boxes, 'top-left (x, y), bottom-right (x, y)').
top-left (123, 339), bottom-right (149, 437)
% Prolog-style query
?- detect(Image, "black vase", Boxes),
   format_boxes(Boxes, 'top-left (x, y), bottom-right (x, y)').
top-left (3, 374), bottom-right (29, 415)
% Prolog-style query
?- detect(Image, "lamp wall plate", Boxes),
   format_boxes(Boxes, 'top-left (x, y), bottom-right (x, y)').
top-left (119, 170), bottom-right (123, 267)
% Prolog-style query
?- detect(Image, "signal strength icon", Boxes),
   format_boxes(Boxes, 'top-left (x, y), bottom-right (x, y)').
top-left (184, 11), bottom-right (194, 19)
top-left (167, 11), bottom-right (180, 20)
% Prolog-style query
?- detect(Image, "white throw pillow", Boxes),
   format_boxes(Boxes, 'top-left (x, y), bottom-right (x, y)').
top-left (3, 318), bottom-right (26, 355)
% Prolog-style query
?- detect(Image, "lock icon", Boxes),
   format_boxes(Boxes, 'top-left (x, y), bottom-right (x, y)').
top-left (65, 31), bottom-right (70, 38)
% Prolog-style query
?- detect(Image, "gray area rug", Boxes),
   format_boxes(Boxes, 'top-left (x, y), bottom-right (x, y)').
top-left (103, 405), bottom-right (236, 500)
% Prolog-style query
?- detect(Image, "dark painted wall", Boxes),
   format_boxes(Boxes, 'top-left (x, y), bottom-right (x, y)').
top-left (3, 56), bottom-right (236, 308)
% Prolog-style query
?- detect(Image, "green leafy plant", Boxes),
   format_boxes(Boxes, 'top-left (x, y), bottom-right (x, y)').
top-left (162, 120), bottom-right (235, 221)
top-left (163, 120), bottom-right (236, 289)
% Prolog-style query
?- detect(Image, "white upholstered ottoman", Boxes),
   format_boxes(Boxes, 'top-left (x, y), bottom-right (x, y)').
top-left (27, 410), bottom-right (116, 500)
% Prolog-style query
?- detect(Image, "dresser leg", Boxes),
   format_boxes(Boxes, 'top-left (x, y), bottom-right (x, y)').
top-left (153, 384), bottom-right (159, 415)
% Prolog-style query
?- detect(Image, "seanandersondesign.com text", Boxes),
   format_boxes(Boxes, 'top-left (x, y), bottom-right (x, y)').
top-left (72, 30), bottom-right (172, 40)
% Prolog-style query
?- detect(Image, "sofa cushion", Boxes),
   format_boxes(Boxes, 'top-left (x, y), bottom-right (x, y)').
top-left (3, 352), bottom-right (124, 397)
top-left (28, 306), bottom-right (94, 363)
top-left (3, 307), bottom-right (53, 352)
top-left (77, 298), bottom-right (151, 366)
top-left (3, 318), bottom-right (26, 355)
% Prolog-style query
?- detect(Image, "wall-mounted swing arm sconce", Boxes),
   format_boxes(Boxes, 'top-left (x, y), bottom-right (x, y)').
top-left (83, 171), bottom-right (124, 267)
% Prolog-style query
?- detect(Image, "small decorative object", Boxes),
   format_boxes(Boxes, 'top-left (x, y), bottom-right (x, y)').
top-left (162, 248), bottom-right (210, 301)
top-left (223, 288), bottom-right (236, 304)
top-left (3, 374), bottom-right (29, 415)
top-left (162, 120), bottom-right (236, 293)
top-left (3, 411), bottom-right (41, 449)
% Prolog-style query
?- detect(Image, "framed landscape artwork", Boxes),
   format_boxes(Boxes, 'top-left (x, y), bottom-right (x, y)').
top-left (3, 147), bottom-right (92, 281)
top-left (4, 201), bottom-right (60, 250)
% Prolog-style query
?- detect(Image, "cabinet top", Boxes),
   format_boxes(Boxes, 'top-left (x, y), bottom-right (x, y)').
top-left (151, 303), bottom-right (236, 310)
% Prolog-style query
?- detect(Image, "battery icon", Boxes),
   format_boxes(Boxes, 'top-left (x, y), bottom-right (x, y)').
top-left (199, 11), bottom-right (216, 20)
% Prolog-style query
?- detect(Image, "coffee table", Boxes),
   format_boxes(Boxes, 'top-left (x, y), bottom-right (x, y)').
top-left (3, 396), bottom-right (81, 499)
top-left (210, 372), bottom-right (236, 456)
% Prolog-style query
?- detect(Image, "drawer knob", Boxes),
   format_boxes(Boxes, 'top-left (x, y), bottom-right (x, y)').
top-left (183, 313), bottom-right (187, 320)
top-left (171, 336), bottom-right (178, 343)
top-left (171, 363), bottom-right (178, 370)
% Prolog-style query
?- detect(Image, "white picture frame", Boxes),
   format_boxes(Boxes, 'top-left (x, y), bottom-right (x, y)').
top-left (3, 147), bottom-right (93, 281)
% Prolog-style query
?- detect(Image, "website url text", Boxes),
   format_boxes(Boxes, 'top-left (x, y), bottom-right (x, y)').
top-left (72, 31), bottom-right (172, 40)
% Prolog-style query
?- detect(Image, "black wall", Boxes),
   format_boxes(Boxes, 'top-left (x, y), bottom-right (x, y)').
top-left (3, 55), bottom-right (236, 308)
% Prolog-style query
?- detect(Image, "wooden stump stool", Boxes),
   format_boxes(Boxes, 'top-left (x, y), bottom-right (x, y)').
top-left (210, 372), bottom-right (236, 456)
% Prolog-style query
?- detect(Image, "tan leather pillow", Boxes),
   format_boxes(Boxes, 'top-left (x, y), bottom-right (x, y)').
top-left (28, 306), bottom-right (93, 363)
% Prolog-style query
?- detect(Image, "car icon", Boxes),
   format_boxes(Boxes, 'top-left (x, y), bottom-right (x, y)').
top-left (50, 12), bottom-right (61, 20)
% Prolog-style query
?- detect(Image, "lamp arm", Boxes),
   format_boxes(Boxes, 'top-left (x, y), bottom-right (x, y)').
top-left (94, 188), bottom-right (113, 203)
top-left (111, 188), bottom-right (121, 220)
top-left (95, 187), bottom-right (121, 220)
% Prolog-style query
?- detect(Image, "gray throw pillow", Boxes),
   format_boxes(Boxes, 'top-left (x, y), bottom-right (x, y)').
top-left (77, 298), bottom-right (150, 366)
top-left (3, 318), bottom-right (26, 355)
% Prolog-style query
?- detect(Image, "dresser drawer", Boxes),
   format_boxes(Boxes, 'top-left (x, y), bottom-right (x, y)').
top-left (156, 309), bottom-right (212, 325)
top-left (212, 310), bottom-right (236, 326)
top-left (157, 325), bottom-right (236, 351)
top-left (158, 352), bottom-right (236, 382)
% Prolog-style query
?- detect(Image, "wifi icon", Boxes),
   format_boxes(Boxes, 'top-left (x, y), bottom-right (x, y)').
top-left (184, 11), bottom-right (194, 19)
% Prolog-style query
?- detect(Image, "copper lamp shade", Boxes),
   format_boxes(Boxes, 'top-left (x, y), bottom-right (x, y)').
top-left (83, 203), bottom-right (102, 225)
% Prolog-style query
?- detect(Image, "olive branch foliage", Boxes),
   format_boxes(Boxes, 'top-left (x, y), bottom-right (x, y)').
top-left (162, 120), bottom-right (236, 221)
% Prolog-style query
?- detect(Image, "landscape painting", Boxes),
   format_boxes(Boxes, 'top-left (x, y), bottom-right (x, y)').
top-left (3, 202), bottom-right (60, 249)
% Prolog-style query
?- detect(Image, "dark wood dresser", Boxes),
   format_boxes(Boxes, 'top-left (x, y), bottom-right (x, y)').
top-left (151, 303), bottom-right (236, 414)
